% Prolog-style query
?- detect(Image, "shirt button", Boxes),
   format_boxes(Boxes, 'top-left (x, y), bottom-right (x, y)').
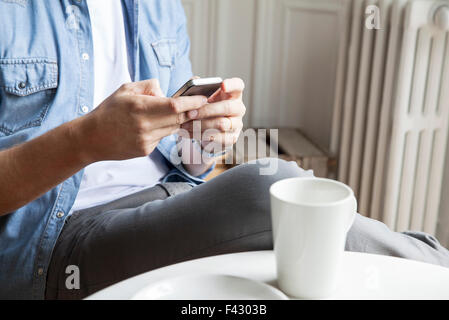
top-left (37, 268), bottom-right (44, 276)
top-left (82, 53), bottom-right (89, 60)
top-left (81, 105), bottom-right (89, 113)
top-left (56, 211), bottom-right (65, 218)
top-left (18, 81), bottom-right (26, 89)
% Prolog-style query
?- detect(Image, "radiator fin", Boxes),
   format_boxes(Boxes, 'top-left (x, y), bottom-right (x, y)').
top-left (334, 0), bottom-right (449, 235)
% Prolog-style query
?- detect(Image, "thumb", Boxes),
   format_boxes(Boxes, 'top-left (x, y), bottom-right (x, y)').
top-left (127, 79), bottom-right (165, 97)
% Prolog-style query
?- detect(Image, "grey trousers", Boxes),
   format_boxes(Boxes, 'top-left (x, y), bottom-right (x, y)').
top-left (45, 159), bottom-right (449, 299)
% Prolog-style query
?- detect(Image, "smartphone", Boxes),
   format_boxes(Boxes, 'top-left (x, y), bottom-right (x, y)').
top-left (171, 77), bottom-right (223, 98)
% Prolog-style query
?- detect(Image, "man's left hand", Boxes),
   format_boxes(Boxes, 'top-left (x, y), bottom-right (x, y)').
top-left (180, 78), bottom-right (246, 152)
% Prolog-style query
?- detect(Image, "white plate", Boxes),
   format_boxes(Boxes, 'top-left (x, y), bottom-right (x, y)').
top-left (131, 274), bottom-right (288, 300)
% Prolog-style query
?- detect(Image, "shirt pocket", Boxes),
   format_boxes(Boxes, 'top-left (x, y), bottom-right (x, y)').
top-left (151, 39), bottom-right (177, 68)
top-left (0, 58), bottom-right (58, 136)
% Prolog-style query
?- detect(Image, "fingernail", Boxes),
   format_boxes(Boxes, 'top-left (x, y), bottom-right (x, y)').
top-left (188, 110), bottom-right (198, 119)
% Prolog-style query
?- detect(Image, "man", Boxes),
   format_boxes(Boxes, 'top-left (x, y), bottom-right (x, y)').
top-left (0, 0), bottom-right (448, 300)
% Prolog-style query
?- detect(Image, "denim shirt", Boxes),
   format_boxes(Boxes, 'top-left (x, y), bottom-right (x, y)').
top-left (0, 0), bottom-right (211, 299)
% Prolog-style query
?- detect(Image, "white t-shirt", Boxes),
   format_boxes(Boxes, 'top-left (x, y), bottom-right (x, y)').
top-left (71, 0), bottom-right (169, 211)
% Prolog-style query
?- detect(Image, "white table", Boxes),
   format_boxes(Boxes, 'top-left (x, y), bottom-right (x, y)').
top-left (87, 251), bottom-right (449, 300)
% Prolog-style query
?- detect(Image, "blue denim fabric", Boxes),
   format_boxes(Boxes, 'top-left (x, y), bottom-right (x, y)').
top-left (0, 0), bottom-right (211, 299)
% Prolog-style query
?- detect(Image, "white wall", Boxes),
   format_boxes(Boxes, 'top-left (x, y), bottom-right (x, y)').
top-left (181, 0), bottom-right (258, 129)
top-left (182, 0), bottom-right (346, 152)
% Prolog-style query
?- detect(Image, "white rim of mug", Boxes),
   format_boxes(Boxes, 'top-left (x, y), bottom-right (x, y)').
top-left (269, 177), bottom-right (355, 208)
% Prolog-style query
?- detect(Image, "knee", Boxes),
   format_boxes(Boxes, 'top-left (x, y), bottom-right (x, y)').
top-left (213, 159), bottom-right (312, 239)
top-left (214, 158), bottom-right (313, 214)
top-left (231, 158), bottom-right (314, 200)
top-left (244, 158), bottom-right (313, 189)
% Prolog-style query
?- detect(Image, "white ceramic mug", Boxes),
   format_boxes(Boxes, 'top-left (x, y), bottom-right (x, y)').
top-left (269, 177), bottom-right (357, 299)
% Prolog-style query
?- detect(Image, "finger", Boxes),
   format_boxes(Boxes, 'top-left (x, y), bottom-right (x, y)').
top-left (222, 78), bottom-right (245, 93)
top-left (207, 87), bottom-right (224, 103)
top-left (140, 112), bottom-right (190, 130)
top-left (133, 95), bottom-right (207, 130)
top-left (181, 117), bottom-right (243, 133)
top-left (187, 99), bottom-right (245, 120)
top-left (208, 78), bottom-right (244, 103)
top-left (136, 95), bottom-right (208, 115)
top-left (168, 95), bottom-right (209, 113)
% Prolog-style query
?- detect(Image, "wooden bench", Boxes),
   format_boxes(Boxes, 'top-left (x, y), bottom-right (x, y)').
top-left (205, 128), bottom-right (335, 180)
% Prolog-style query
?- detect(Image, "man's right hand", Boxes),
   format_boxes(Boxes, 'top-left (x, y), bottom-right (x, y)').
top-left (74, 79), bottom-right (208, 163)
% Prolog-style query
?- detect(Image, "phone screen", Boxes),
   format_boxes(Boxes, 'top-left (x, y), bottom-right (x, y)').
top-left (172, 77), bottom-right (223, 98)
top-left (181, 83), bottom-right (222, 97)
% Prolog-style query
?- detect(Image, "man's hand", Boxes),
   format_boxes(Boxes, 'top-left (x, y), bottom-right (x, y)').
top-left (179, 78), bottom-right (246, 152)
top-left (76, 79), bottom-right (207, 163)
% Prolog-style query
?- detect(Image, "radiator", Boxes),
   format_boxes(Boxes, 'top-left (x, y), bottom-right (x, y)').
top-left (332, 0), bottom-right (449, 234)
